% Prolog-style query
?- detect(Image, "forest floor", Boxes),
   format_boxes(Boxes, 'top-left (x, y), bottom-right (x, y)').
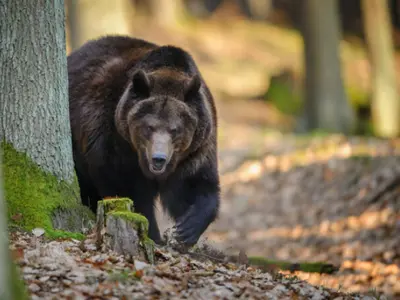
top-left (9, 15), bottom-right (400, 299)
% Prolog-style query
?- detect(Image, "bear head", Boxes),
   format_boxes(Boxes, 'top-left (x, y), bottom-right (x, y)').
top-left (115, 68), bottom-right (206, 180)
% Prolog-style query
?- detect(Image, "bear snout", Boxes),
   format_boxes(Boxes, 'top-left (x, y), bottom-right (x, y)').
top-left (146, 132), bottom-right (173, 175)
top-left (150, 153), bottom-right (168, 173)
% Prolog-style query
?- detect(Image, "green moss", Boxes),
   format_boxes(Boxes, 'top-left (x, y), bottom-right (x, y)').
top-left (107, 211), bottom-right (149, 236)
top-left (141, 236), bottom-right (155, 264)
top-left (99, 197), bottom-right (133, 213)
top-left (2, 141), bottom-right (95, 236)
top-left (46, 229), bottom-right (86, 240)
top-left (248, 256), bottom-right (338, 274)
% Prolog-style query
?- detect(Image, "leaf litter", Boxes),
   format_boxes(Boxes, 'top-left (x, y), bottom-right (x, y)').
top-left (201, 135), bottom-right (400, 299)
top-left (10, 226), bottom-right (368, 300)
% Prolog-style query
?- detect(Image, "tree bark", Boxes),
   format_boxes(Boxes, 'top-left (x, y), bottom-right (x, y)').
top-left (361, 0), bottom-right (400, 137)
top-left (0, 0), bottom-right (93, 234)
top-left (67, 0), bottom-right (135, 51)
top-left (0, 0), bottom-right (74, 182)
top-left (301, 0), bottom-right (355, 133)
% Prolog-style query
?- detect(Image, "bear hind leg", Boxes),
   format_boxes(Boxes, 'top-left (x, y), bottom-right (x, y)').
top-left (75, 167), bottom-right (100, 213)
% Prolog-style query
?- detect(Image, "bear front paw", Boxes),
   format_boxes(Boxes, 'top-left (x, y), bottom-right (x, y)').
top-left (173, 205), bottom-right (213, 246)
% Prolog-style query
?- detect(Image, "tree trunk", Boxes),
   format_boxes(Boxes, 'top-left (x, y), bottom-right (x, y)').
top-left (148, 0), bottom-right (185, 27)
top-left (67, 0), bottom-right (135, 51)
top-left (0, 0), bottom-right (94, 233)
top-left (361, 0), bottom-right (400, 137)
top-left (300, 0), bottom-right (355, 133)
top-left (0, 0), bottom-right (73, 182)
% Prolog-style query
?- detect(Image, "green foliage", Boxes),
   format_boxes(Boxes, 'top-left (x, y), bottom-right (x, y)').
top-left (266, 74), bottom-right (373, 136)
top-left (1, 141), bottom-right (93, 237)
top-left (346, 85), bottom-right (369, 108)
top-left (266, 80), bottom-right (302, 116)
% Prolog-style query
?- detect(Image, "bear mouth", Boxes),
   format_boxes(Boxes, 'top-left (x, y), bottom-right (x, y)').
top-left (149, 163), bottom-right (167, 175)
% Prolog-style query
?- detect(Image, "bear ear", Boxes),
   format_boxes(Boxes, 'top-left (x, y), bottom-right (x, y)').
top-left (184, 74), bottom-right (201, 102)
top-left (131, 69), bottom-right (151, 98)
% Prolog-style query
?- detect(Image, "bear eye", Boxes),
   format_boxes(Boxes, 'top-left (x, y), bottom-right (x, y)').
top-left (145, 125), bottom-right (154, 135)
top-left (169, 127), bottom-right (179, 136)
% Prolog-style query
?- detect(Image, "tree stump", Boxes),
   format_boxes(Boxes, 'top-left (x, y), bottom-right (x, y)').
top-left (95, 197), bottom-right (154, 264)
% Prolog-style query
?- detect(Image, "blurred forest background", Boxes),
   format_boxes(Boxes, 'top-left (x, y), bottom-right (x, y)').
top-left (64, 0), bottom-right (399, 297)
top-left (65, 0), bottom-right (400, 139)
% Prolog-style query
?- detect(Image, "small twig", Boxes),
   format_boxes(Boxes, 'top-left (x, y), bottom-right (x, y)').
top-left (154, 270), bottom-right (182, 281)
top-left (189, 271), bottom-right (215, 277)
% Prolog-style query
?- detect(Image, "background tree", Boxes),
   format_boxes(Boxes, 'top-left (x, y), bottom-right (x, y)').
top-left (67, 0), bottom-right (136, 51)
top-left (147, 0), bottom-right (185, 28)
top-left (361, 0), bottom-right (400, 137)
top-left (0, 0), bottom-right (92, 235)
top-left (300, 0), bottom-right (355, 133)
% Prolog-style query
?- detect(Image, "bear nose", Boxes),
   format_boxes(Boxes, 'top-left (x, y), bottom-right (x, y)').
top-left (151, 153), bottom-right (167, 170)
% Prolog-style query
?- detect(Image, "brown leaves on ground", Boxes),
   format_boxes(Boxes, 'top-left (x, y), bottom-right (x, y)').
top-left (10, 229), bottom-right (366, 300)
top-left (203, 136), bottom-right (400, 298)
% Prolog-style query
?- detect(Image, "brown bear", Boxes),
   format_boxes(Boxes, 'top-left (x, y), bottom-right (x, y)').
top-left (67, 35), bottom-right (220, 246)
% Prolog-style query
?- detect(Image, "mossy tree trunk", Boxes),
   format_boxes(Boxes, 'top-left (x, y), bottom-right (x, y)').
top-left (0, 0), bottom-right (94, 233)
top-left (361, 0), bottom-right (400, 138)
top-left (300, 0), bottom-right (355, 133)
top-left (67, 0), bottom-right (135, 51)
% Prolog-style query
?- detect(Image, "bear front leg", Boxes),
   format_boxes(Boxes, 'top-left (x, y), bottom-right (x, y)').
top-left (160, 170), bottom-right (220, 246)
top-left (174, 190), bottom-right (219, 246)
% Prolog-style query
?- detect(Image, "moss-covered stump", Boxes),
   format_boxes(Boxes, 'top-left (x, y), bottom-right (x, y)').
top-left (96, 198), bottom-right (155, 264)
top-left (96, 197), bottom-right (133, 225)
top-left (2, 142), bottom-right (95, 238)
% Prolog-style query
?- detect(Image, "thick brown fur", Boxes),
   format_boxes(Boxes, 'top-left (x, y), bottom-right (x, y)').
top-left (67, 35), bottom-right (220, 246)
